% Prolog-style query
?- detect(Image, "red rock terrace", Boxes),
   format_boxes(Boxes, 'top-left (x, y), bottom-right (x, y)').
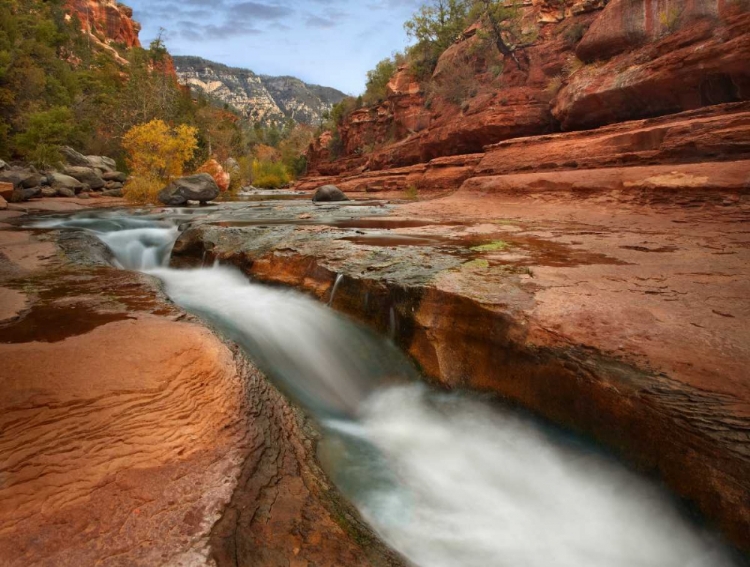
top-left (1, 0), bottom-right (750, 566)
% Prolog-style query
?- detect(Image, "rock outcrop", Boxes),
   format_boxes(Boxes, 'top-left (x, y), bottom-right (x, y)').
top-left (173, 56), bottom-right (347, 126)
top-left (554, 5), bottom-right (750, 129)
top-left (64, 0), bottom-right (141, 48)
top-left (305, 0), bottom-right (750, 180)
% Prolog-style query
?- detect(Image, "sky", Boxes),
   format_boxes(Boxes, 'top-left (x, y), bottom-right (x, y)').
top-left (126, 0), bottom-right (425, 95)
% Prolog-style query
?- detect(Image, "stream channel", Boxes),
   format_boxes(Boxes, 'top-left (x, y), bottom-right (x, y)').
top-left (35, 208), bottom-right (743, 567)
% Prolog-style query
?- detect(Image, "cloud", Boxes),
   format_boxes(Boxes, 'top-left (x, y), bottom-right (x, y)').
top-left (126, 0), bottom-right (426, 92)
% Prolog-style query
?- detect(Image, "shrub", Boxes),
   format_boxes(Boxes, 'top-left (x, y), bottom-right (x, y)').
top-left (659, 7), bottom-right (682, 33)
top-left (545, 74), bottom-right (564, 97)
top-left (123, 175), bottom-right (163, 204)
top-left (563, 56), bottom-right (585, 77)
top-left (252, 159), bottom-right (291, 189)
top-left (562, 22), bottom-right (588, 47)
top-left (428, 54), bottom-right (480, 105)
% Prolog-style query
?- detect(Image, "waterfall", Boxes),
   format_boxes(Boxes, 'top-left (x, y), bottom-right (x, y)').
top-left (41, 211), bottom-right (741, 567)
top-left (329, 273), bottom-right (344, 307)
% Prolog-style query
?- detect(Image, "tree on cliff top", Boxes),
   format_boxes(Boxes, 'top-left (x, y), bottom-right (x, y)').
top-left (469, 0), bottom-right (524, 69)
top-left (405, 0), bottom-right (470, 79)
top-left (404, 0), bottom-right (525, 79)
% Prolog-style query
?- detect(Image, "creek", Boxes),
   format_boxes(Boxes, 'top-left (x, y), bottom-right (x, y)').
top-left (37, 210), bottom-right (741, 567)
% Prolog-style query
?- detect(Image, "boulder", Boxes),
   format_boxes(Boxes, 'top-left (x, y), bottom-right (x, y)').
top-left (0, 182), bottom-right (12, 201)
top-left (0, 159), bottom-right (7, 171)
top-left (158, 173), bottom-right (220, 206)
top-left (197, 158), bottom-right (230, 192)
top-left (10, 186), bottom-right (41, 203)
top-left (101, 188), bottom-right (124, 198)
top-left (104, 181), bottom-right (124, 190)
top-left (63, 166), bottom-right (105, 190)
top-left (41, 187), bottom-right (59, 198)
top-left (225, 157), bottom-right (240, 175)
top-left (312, 185), bottom-right (349, 203)
top-left (102, 171), bottom-right (127, 183)
top-left (0, 195), bottom-right (6, 210)
top-left (0, 169), bottom-right (39, 189)
top-left (86, 155), bottom-right (116, 173)
top-left (61, 146), bottom-right (92, 167)
top-left (57, 187), bottom-right (76, 198)
top-left (49, 172), bottom-right (84, 192)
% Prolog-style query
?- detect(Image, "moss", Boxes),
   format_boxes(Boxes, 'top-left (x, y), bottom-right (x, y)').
top-left (462, 259), bottom-right (490, 270)
top-left (471, 240), bottom-right (510, 253)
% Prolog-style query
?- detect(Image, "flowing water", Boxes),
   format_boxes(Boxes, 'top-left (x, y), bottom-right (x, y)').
top-left (38, 211), bottom-right (742, 567)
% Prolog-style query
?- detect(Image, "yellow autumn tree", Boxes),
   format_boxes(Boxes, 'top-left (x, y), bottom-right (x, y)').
top-left (122, 120), bottom-right (198, 180)
top-left (121, 120), bottom-right (199, 203)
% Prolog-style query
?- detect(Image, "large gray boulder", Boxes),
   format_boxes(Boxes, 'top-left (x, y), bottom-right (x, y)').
top-left (63, 166), bottom-right (105, 190)
top-left (87, 155), bottom-right (116, 173)
top-left (158, 173), bottom-right (219, 206)
top-left (102, 171), bottom-right (127, 183)
top-left (57, 187), bottom-right (76, 198)
top-left (10, 186), bottom-right (41, 202)
top-left (312, 184), bottom-right (349, 203)
top-left (0, 169), bottom-right (39, 189)
top-left (61, 146), bottom-right (92, 167)
top-left (49, 172), bottom-right (84, 192)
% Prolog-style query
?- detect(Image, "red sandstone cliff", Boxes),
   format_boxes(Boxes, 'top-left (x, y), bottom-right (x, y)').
top-left (65, 0), bottom-right (141, 48)
top-left (304, 0), bottom-right (750, 184)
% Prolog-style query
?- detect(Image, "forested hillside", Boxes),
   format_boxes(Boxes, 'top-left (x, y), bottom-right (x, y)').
top-left (0, 0), bottom-right (314, 193)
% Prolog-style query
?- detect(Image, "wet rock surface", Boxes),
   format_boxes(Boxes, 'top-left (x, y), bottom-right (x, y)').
top-left (0, 202), bottom-right (399, 566)
top-left (168, 190), bottom-right (750, 554)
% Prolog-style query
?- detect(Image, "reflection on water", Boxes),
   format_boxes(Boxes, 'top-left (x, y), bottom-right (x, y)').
top-left (38, 211), bottom-right (743, 567)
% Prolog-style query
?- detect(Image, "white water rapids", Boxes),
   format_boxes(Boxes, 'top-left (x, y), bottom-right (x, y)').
top-left (39, 212), bottom-right (742, 567)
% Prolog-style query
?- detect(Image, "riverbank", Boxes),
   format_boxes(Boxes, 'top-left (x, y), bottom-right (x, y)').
top-left (0, 200), bottom-right (402, 566)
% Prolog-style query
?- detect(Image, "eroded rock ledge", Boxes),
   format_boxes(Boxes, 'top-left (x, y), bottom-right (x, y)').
top-left (0, 207), bottom-right (400, 566)
top-left (171, 188), bottom-right (750, 554)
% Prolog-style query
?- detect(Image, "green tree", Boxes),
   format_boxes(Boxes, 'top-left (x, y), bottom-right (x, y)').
top-left (14, 106), bottom-right (76, 167)
top-left (468, 0), bottom-right (525, 68)
top-left (404, 0), bottom-right (470, 79)
top-left (364, 57), bottom-right (398, 104)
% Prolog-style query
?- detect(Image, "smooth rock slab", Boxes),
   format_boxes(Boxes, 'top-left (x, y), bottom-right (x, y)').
top-left (158, 173), bottom-right (220, 206)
